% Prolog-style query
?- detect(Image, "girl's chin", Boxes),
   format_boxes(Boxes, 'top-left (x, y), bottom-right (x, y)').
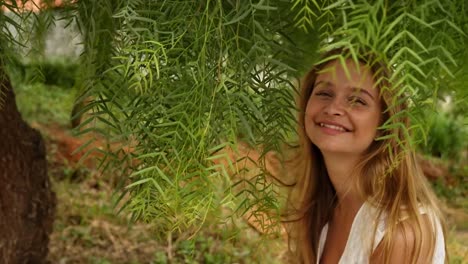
top-left (314, 144), bottom-right (372, 156)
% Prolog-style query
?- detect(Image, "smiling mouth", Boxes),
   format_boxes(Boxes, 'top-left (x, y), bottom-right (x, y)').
top-left (318, 122), bottom-right (350, 132)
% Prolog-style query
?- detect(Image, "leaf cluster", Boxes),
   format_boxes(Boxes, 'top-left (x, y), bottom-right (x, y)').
top-left (310, 0), bottom-right (467, 153)
top-left (2, 0), bottom-right (464, 238)
top-left (66, 0), bottom-right (315, 234)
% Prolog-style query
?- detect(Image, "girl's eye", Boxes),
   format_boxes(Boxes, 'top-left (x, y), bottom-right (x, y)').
top-left (349, 96), bottom-right (367, 106)
top-left (315, 91), bottom-right (332, 97)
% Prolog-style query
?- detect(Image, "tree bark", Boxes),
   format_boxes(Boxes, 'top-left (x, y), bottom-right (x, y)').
top-left (0, 69), bottom-right (56, 263)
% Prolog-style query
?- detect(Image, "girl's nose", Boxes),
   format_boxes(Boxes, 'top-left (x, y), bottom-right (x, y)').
top-left (324, 99), bottom-right (345, 116)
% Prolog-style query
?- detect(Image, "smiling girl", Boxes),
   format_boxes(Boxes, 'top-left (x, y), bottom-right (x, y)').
top-left (286, 50), bottom-right (446, 264)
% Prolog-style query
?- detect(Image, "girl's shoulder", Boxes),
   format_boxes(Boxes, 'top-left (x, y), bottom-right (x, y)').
top-left (368, 202), bottom-right (446, 263)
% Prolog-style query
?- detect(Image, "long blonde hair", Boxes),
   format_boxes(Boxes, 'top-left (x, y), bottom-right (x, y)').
top-left (285, 49), bottom-right (447, 263)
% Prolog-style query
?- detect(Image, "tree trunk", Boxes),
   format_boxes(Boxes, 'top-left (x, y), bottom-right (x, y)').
top-left (0, 69), bottom-right (56, 263)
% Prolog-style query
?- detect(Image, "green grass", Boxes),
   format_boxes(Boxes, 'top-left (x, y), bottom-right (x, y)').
top-left (14, 82), bottom-right (75, 126)
top-left (49, 175), bottom-right (287, 263)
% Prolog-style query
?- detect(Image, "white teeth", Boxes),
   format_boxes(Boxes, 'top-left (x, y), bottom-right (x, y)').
top-left (320, 123), bottom-right (346, 131)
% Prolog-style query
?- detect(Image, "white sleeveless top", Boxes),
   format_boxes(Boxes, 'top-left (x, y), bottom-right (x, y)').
top-left (316, 202), bottom-right (445, 264)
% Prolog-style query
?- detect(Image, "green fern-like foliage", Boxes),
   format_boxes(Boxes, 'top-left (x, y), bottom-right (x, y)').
top-left (313, 0), bottom-right (466, 149)
top-left (0, 0), bottom-right (60, 106)
top-left (68, 0), bottom-right (307, 234)
top-left (0, 0), bottom-right (27, 106)
top-left (0, 0), bottom-right (464, 249)
top-left (64, 0), bottom-right (466, 236)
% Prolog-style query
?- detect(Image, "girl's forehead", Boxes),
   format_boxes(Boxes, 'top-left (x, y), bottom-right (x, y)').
top-left (317, 59), bottom-right (373, 79)
top-left (315, 59), bottom-right (377, 89)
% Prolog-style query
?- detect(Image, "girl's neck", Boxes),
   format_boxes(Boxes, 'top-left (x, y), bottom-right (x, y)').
top-left (322, 152), bottom-right (363, 208)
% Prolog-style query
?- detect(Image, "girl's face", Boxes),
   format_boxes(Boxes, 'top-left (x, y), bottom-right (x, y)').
top-left (305, 59), bottom-right (382, 156)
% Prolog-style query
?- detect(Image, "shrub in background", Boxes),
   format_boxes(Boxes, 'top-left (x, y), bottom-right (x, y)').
top-left (8, 58), bottom-right (78, 89)
top-left (418, 111), bottom-right (467, 162)
top-left (5, 58), bottom-right (77, 125)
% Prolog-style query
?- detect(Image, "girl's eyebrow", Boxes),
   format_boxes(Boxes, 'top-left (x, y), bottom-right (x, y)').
top-left (350, 87), bottom-right (375, 100)
top-left (314, 80), bottom-right (333, 87)
top-left (314, 81), bottom-right (376, 100)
